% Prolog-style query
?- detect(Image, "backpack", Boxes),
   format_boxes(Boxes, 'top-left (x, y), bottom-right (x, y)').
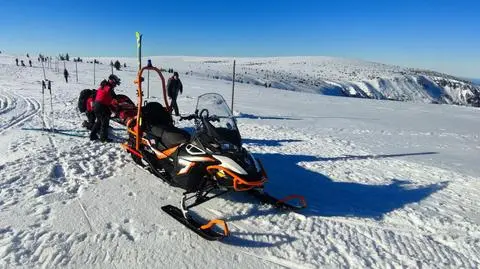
top-left (142, 102), bottom-right (173, 127)
top-left (78, 89), bottom-right (94, 112)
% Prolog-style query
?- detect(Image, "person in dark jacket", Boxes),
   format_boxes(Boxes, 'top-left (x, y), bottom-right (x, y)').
top-left (167, 71), bottom-right (183, 116)
top-left (64, 69), bottom-right (69, 83)
top-left (15, 58), bottom-right (18, 66)
top-left (90, 74), bottom-right (121, 142)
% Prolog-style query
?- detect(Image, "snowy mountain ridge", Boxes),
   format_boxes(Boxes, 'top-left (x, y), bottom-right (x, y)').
top-left (5, 53), bottom-right (479, 106)
top-left (175, 56), bottom-right (480, 106)
top-left (89, 55), bottom-right (479, 107)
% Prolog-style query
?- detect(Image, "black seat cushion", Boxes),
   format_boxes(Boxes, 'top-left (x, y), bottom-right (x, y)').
top-left (150, 125), bottom-right (191, 148)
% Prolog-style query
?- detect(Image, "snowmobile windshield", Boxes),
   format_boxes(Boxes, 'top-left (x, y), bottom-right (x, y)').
top-left (195, 93), bottom-right (241, 147)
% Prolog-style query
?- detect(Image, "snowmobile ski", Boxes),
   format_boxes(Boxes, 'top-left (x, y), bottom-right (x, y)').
top-left (161, 205), bottom-right (229, 241)
top-left (248, 189), bottom-right (307, 210)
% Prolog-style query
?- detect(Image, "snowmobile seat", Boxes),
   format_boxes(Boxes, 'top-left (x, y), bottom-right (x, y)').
top-left (141, 102), bottom-right (190, 148)
top-left (150, 125), bottom-right (191, 148)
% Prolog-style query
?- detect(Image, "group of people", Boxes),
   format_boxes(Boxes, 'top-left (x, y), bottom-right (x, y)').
top-left (15, 58), bottom-right (32, 67)
top-left (82, 71), bottom-right (184, 142)
top-left (15, 58), bottom-right (70, 83)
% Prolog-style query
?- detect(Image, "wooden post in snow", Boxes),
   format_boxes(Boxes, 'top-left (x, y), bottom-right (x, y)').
top-left (41, 59), bottom-right (46, 81)
top-left (231, 60), bottom-right (236, 112)
top-left (75, 61), bottom-right (78, 83)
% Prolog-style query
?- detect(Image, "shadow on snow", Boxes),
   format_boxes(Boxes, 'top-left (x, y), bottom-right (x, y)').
top-left (219, 140), bottom-right (445, 246)
top-left (221, 139), bottom-right (444, 244)
top-left (243, 151), bottom-right (445, 219)
top-left (235, 112), bottom-right (300, 121)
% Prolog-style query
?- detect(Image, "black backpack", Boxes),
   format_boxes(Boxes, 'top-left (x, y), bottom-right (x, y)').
top-left (78, 89), bottom-right (95, 112)
top-left (142, 102), bottom-right (173, 127)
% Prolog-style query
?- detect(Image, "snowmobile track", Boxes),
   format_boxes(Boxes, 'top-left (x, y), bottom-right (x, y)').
top-left (0, 91), bottom-right (17, 115)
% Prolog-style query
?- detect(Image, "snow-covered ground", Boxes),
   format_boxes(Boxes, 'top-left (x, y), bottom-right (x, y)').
top-left (1, 54), bottom-right (480, 268)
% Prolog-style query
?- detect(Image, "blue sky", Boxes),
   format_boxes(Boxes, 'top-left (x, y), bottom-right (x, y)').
top-left (0, 0), bottom-right (479, 77)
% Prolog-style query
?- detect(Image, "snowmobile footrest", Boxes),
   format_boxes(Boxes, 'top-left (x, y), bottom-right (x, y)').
top-left (161, 205), bottom-right (228, 241)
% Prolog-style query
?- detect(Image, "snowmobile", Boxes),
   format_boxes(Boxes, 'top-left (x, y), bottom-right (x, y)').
top-left (122, 63), bottom-right (306, 240)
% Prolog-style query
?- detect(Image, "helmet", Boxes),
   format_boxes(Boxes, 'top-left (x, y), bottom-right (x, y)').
top-left (108, 74), bottom-right (121, 86)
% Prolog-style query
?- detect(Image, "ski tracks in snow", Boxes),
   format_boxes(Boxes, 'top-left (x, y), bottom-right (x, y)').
top-left (0, 90), bottom-right (41, 135)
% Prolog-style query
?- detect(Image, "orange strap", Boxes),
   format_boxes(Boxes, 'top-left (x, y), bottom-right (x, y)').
top-left (200, 219), bottom-right (230, 237)
top-left (277, 194), bottom-right (307, 208)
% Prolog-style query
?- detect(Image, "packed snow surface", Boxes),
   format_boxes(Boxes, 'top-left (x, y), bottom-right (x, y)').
top-left (0, 54), bottom-right (479, 268)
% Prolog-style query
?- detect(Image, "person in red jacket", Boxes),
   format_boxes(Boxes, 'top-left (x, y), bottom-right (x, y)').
top-left (90, 74), bottom-right (121, 142)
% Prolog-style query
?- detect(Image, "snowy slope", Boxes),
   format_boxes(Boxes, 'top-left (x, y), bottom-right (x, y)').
top-left (1, 54), bottom-right (480, 268)
top-left (76, 55), bottom-right (480, 106)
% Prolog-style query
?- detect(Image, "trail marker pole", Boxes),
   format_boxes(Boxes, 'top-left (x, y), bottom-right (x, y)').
top-left (147, 69), bottom-right (150, 98)
top-left (41, 80), bottom-right (46, 130)
top-left (231, 60), bottom-right (236, 112)
top-left (41, 60), bottom-right (46, 81)
top-left (136, 32), bottom-right (142, 72)
top-left (93, 60), bottom-right (96, 85)
top-left (48, 80), bottom-right (54, 132)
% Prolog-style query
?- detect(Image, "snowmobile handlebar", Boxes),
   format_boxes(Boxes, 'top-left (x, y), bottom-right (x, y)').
top-left (179, 114), bottom-right (197, 121)
top-left (179, 110), bottom-right (220, 122)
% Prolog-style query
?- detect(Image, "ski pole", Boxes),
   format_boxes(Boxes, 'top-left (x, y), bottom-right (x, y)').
top-left (41, 80), bottom-right (46, 130)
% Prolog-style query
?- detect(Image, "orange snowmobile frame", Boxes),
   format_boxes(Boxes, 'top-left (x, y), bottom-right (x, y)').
top-left (122, 63), bottom-right (171, 158)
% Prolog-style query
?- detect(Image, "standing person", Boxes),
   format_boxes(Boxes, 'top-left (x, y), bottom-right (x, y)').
top-left (15, 58), bottom-right (18, 66)
top-left (167, 71), bottom-right (183, 116)
top-left (29, 60), bottom-right (32, 67)
top-left (64, 68), bottom-right (69, 83)
top-left (90, 74), bottom-right (121, 142)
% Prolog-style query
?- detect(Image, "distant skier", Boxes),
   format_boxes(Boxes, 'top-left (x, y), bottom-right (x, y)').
top-left (15, 58), bottom-right (18, 66)
top-left (29, 60), bottom-right (32, 67)
top-left (20, 60), bottom-right (25, 67)
top-left (64, 68), bottom-right (69, 83)
top-left (167, 71), bottom-right (183, 116)
top-left (90, 74), bottom-right (121, 142)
